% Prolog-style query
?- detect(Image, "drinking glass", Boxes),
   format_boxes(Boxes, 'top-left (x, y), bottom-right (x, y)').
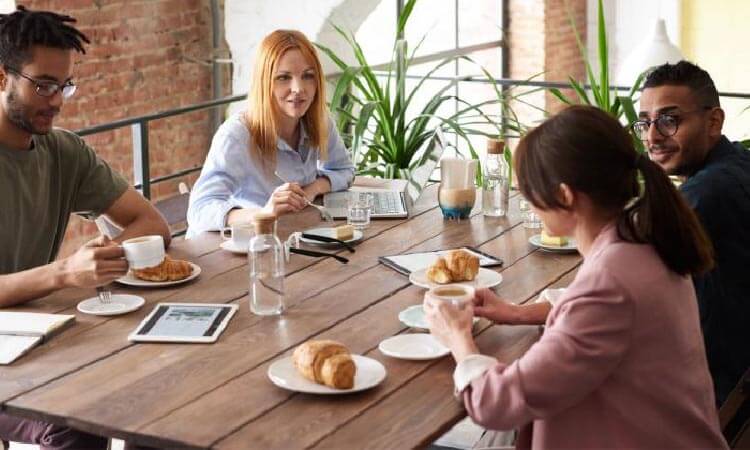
top-left (347, 192), bottom-right (374, 229)
top-left (518, 197), bottom-right (542, 229)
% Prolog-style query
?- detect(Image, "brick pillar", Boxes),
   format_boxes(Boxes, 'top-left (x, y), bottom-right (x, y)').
top-left (544, 0), bottom-right (586, 114)
top-left (16, 0), bottom-right (228, 255)
top-left (507, 0), bottom-right (586, 123)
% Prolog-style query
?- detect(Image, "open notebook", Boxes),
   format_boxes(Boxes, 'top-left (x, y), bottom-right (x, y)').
top-left (0, 312), bottom-right (75, 364)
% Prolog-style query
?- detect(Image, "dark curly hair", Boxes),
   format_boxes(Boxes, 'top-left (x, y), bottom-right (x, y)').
top-left (644, 60), bottom-right (720, 108)
top-left (0, 5), bottom-right (89, 70)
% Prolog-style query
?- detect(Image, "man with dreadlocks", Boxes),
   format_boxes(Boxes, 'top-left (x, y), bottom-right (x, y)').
top-left (0, 6), bottom-right (169, 449)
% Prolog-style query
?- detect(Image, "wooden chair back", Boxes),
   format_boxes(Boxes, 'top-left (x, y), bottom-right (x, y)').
top-left (720, 367), bottom-right (750, 448)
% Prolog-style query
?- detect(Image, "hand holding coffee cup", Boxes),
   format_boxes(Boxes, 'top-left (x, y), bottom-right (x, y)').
top-left (423, 284), bottom-right (477, 352)
top-left (59, 235), bottom-right (129, 288)
top-left (122, 235), bottom-right (165, 269)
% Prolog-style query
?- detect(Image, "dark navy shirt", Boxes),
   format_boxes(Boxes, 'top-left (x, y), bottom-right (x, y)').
top-left (680, 136), bottom-right (750, 405)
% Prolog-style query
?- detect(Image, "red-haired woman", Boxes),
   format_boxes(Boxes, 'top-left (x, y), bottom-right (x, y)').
top-left (187, 30), bottom-right (353, 237)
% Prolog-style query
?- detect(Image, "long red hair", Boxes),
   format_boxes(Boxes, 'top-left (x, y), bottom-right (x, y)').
top-left (245, 29), bottom-right (328, 166)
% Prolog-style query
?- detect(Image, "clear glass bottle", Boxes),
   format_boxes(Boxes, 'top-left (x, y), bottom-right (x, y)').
top-left (482, 138), bottom-right (510, 217)
top-left (248, 212), bottom-right (285, 316)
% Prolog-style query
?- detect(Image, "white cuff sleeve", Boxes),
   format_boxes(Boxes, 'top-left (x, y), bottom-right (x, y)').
top-left (536, 287), bottom-right (567, 307)
top-left (453, 354), bottom-right (498, 393)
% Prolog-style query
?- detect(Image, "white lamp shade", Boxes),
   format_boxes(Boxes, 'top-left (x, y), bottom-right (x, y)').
top-left (617, 19), bottom-right (684, 87)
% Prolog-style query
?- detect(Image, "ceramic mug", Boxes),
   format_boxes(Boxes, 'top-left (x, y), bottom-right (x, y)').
top-left (425, 284), bottom-right (476, 307)
top-left (438, 186), bottom-right (476, 219)
top-left (122, 235), bottom-right (165, 269)
top-left (221, 223), bottom-right (254, 249)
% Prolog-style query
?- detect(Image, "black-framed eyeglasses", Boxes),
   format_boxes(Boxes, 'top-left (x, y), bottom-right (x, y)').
top-left (631, 107), bottom-right (713, 141)
top-left (5, 67), bottom-right (77, 99)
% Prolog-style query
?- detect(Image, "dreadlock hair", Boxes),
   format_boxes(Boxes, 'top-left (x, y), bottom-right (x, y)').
top-left (0, 5), bottom-right (89, 70)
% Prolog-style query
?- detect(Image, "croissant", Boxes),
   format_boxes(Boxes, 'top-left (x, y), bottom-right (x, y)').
top-left (426, 257), bottom-right (453, 284)
top-left (132, 255), bottom-right (193, 282)
top-left (292, 340), bottom-right (356, 389)
top-left (444, 250), bottom-right (479, 282)
top-left (320, 354), bottom-right (356, 389)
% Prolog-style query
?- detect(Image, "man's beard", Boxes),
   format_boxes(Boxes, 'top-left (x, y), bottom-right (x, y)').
top-left (6, 88), bottom-right (55, 135)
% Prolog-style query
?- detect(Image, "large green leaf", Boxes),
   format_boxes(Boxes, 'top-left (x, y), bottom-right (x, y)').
top-left (318, 0), bottom-right (534, 179)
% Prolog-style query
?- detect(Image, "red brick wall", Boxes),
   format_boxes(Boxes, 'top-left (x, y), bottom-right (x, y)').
top-left (507, 0), bottom-right (586, 120)
top-left (17, 0), bottom-right (225, 256)
top-left (507, 0), bottom-right (546, 130)
top-left (544, 0), bottom-right (586, 113)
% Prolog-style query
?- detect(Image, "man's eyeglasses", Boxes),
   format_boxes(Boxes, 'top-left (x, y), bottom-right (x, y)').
top-left (5, 67), bottom-right (77, 99)
top-left (631, 107), bottom-right (713, 141)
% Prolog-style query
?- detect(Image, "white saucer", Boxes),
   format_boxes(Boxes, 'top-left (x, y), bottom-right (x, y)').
top-left (409, 268), bottom-right (503, 290)
top-left (267, 354), bottom-right (386, 394)
top-left (528, 234), bottom-right (578, 253)
top-left (299, 227), bottom-right (364, 246)
top-left (378, 333), bottom-right (449, 360)
top-left (77, 294), bottom-right (145, 316)
top-left (220, 240), bottom-right (249, 254)
top-left (115, 262), bottom-right (201, 287)
top-left (398, 304), bottom-right (479, 330)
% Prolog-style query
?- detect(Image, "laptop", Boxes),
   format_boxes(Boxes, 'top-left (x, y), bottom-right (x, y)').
top-left (324, 128), bottom-right (447, 219)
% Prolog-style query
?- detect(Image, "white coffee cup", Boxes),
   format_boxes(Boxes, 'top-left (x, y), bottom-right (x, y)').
top-left (122, 235), bottom-right (165, 269)
top-left (425, 284), bottom-right (476, 307)
top-left (221, 223), bottom-right (254, 248)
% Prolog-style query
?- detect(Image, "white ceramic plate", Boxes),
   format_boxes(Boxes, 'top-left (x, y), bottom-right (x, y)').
top-left (299, 227), bottom-right (364, 246)
top-left (528, 234), bottom-right (578, 253)
top-left (409, 268), bottom-right (503, 290)
top-left (378, 333), bottom-right (449, 360)
top-left (220, 240), bottom-right (248, 254)
top-left (77, 294), bottom-right (145, 316)
top-left (267, 354), bottom-right (386, 395)
top-left (398, 304), bottom-right (479, 330)
top-left (115, 262), bottom-right (201, 287)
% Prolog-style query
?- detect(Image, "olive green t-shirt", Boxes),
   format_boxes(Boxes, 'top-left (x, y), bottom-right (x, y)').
top-left (0, 128), bottom-right (129, 274)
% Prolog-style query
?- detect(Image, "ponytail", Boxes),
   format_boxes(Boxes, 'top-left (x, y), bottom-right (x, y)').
top-left (515, 105), bottom-right (714, 277)
top-left (618, 155), bottom-right (714, 276)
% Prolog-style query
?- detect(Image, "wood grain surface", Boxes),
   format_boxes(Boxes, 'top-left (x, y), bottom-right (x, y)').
top-left (2, 183), bottom-right (582, 449)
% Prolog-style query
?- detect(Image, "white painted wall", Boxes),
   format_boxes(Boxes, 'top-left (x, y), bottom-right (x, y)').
top-left (586, 0), bottom-right (681, 88)
top-left (224, 0), bottom-right (385, 115)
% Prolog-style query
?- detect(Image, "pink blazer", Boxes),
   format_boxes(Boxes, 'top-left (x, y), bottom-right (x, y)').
top-left (462, 223), bottom-right (727, 449)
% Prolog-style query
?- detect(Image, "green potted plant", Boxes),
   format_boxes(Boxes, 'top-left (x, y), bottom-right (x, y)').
top-left (549, 0), bottom-right (645, 151)
top-left (316, 0), bottom-right (527, 180)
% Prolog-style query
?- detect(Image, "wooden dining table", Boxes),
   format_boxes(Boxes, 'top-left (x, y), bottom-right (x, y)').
top-left (0, 183), bottom-right (581, 449)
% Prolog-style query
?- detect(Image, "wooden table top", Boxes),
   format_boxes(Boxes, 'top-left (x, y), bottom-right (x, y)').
top-left (0, 184), bottom-right (581, 449)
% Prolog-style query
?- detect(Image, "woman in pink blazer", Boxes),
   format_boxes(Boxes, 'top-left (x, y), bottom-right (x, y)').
top-left (425, 106), bottom-right (727, 449)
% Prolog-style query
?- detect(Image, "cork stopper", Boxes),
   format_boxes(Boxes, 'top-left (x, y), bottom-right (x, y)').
top-left (487, 138), bottom-right (504, 155)
top-left (252, 211), bottom-right (277, 234)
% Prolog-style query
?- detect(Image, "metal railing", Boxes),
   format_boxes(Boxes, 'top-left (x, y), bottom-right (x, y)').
top-left (74, 79), bottom-right (749, 200)
top-left (74, 93), bottom-right (245, 199)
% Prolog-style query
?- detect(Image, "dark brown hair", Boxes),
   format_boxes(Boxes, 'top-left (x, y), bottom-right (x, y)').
top-left (515, 105), bottom-right (713, 276)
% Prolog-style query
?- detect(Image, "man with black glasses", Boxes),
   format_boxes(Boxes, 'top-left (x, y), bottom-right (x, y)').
top-left (636, 60), bottom-right (750, 408)
top-left (0, 6), bottom-right (169, 449)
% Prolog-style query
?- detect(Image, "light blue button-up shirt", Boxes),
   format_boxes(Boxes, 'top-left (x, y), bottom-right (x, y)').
top-left (186, 113), bottom-right (354, 238)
